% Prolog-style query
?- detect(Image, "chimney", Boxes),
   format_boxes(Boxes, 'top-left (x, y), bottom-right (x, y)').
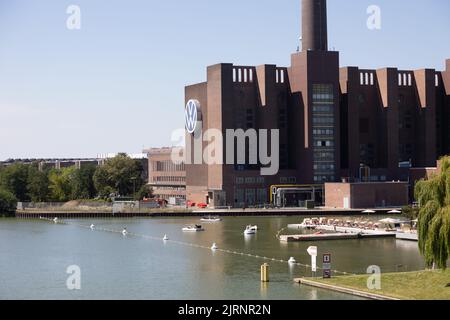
top-left (301, 0), bottom-right (328, 51)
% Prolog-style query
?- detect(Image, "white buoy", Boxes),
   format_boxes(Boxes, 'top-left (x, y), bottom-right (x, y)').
top-left (90, 224), bottom-right (95, 230)
top-left (211, 243), bottom-right (218, 250)
top-left (288, 257), bottom-right (297, 264)
top-left (122, 228), bottom-right (128, 236)
top-left (163, 234), bottom-right (169, 241)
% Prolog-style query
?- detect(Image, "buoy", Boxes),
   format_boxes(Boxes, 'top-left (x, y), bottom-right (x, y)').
top-left (288, 257), bottom-right (297, 264)
top-left (211, 243), bottom-right (218, 250)
top-left (163, 234), bottom-right (169, 241)
top-left (261, 263), bottom-right (269, 282)
top-left (90, 224), bottom-right (95, 230)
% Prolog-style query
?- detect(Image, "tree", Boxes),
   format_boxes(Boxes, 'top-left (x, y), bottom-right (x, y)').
top-left (71, 165), bottom-right (96, 199)
top-left (93, 154), bottom-right (144, 198)
top-left (0, 188), bottom-right (18, 214)
top-left (135, 185), bottom-right (153, 201)
top-left (0, 163), bottom-right (30, 201)
top-left (27, 165), bottom-right (50, 202)
top-left (48, 167), bottom-right (76, 202)
top-left (415, 156), bottom-right (450, 270)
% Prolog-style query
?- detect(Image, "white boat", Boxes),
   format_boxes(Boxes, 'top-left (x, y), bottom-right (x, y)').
top-left (53, 217), bottom-right (58, 223)
top-left (211, 243), bottom-right (218, 250)
top-left (163, 234), bottom-right (169, 241)
top-left (288, 257), bottom-right (297, 264)
top-left (201, 216), bottom-right (222, 222)
top-left (244, 225), bottom-right (257, 235)
top-left (122, 228), bottom-right (128, 236)
top-left (182, 225), bottom-right (205, 232)
top-left (90, 224), bottom-right (95, 230)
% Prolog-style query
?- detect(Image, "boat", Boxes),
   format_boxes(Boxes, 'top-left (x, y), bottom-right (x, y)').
top-left (163, 234), bottom-right (169, 241)
top-left (211, 243), bottom-right (218, 250)
top-left (182, 225), bottom-right (205, 232)
top-left (53, 217), bottom-right (58, 223)
top-left (122, 228), bottom-right (128, 236)
top-left (90, 224), bottom-right (95, 230)
top-left (244, 225), bottom-right (258, 235)
top-left (201, 216), bottom-right (222, 222)
top-left (288, 257), bottom-right (297, 264)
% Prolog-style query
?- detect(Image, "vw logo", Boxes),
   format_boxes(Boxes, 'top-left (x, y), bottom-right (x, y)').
top-left (185, 99), bottom-right (200, 134)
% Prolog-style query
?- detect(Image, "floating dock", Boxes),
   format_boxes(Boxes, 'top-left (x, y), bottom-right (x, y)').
top-left (279, 232), bottom-right (395, 242)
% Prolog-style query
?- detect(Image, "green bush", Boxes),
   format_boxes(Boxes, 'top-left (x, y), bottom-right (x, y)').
top-left (0, 188), bottom-right (18, 214)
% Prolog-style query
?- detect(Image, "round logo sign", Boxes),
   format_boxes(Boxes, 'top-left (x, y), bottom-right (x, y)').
top-left (185, 99), bottom-right (201, 134)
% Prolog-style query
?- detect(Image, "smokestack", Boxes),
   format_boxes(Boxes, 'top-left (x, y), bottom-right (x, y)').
top-left (301, 0), bottom-right (328, 51)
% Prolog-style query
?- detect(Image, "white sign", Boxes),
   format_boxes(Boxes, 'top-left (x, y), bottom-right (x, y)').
top-left (307, 246), bottom-right (317, 257)
top-left (185, 99), bottom-right (200, 134)
top-left (307, 246), bottom-right (318, 272)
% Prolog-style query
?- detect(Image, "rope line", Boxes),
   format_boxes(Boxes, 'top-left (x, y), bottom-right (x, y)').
top-left (40, 217), bottom-right (356, 276)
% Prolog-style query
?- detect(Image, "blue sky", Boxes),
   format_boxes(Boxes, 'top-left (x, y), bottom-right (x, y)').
top-left (0, 0), bottom-right (449, 160)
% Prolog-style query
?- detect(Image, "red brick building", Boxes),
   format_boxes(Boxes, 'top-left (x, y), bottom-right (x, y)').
top-left (184, 0), bottom-right (450, 208)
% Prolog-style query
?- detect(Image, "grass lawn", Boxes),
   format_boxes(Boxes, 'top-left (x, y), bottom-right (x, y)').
top-left (313, 269), bottom-right (450, 300)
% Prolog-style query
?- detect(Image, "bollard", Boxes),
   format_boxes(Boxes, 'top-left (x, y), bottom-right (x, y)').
top-left (261, 263), bottom-right (269, 282)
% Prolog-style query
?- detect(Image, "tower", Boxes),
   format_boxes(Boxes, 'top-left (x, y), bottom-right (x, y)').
top-left (301, 0), bottom-right (328, 51)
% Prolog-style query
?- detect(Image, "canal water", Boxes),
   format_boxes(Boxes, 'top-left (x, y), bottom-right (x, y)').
top-left (0, 216), bottom-right (424, 300)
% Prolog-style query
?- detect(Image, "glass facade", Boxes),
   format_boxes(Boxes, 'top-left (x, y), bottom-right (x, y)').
top-left (312, 84), bottom-right (336, 183)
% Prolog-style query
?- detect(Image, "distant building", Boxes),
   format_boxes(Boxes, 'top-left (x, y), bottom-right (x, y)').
top-left (144, 147), bottom-right (186, 205)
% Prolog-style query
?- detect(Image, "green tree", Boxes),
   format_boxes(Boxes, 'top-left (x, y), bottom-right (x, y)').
top-left (93, 154), bottom-right (144, 198)
top-left (71, 165), bottom-right (96, 199)
top-left (0, 163), bottom-right (30, 201)
top-left (48, 167), bottom-right (76, 202)
top-left (415, 156), bottom-right (450, 269)
top-left (27, 165), bottom-right (50, 202)
top-left (0, 188), bottom-right (18, 214)
top-left (135, 184), bottom-right (153, 200)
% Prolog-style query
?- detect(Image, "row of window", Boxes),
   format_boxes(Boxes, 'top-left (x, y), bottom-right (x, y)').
top-left (314, 175), bottom-right (336, 183)
top-left (153, 161), bottom-right (185, 173)
top-left (360, 72), bottom-right (375, 86)
top-left (313, 163), bottom-right (335, 171)
top-left (233, 67), bottom-right (254, 83)
top-left (280, 177), bottom-right (297, 184)
top-left (313, 129), bottom-right (334, 136)
top-left (313, 105), bottom-right (334, 113)
top-left (151, 176), bottom-right (186, 183)
top-left (235, 176), bottom-right (265, 185)
top-left (314, 140), bottom-right (335, 147)
top-left (276, 69), bottom-right (286, 84)
top-left (314, 151), bottom-right (335, 161)
top-left (313, 117), bottom-right (335, 125)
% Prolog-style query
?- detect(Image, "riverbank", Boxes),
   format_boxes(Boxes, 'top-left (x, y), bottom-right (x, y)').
top-left (14, 207), bottom-right (402, 219)
top-left (297, 270), bottom-right (450, 300)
